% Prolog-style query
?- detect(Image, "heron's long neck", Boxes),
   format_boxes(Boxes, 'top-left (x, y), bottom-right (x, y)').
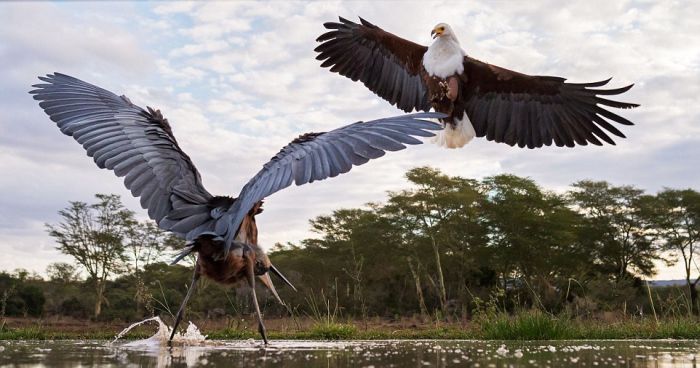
top-left (236, 215), bottom-right (258, 245)
top-left (423, 36), bottom-right (465, 78)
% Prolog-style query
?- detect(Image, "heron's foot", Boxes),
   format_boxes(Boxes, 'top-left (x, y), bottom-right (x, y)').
top-left (258, 320), bottom-right (269, 345)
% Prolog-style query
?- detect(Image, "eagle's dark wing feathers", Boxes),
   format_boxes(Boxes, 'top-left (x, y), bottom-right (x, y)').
top-left (459, 57), bottom-right (638, 148)
top-left (316, 17), bottom-right (430, 113)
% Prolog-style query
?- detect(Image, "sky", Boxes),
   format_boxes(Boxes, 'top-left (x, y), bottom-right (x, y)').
top-left (0, 1), bottom-right (698, 280)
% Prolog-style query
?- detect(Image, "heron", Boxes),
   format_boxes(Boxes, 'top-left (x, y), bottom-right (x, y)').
top-left (30, 73), bottom-right (444, 344)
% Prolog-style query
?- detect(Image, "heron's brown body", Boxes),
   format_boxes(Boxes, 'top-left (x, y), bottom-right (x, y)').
top-left (195, 201), bottom-right (263, 285)
top-left (196, 237), bottom-right (249, 284)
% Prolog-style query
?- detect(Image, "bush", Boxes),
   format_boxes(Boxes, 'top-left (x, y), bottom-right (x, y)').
top-left (17, 285), bottom-right (45, 317)
top-left (59, 297), bottom-right (91, 319)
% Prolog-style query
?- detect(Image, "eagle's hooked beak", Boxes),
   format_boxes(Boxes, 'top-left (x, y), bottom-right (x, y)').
top-left (431, 28), bottom-right (442, 39)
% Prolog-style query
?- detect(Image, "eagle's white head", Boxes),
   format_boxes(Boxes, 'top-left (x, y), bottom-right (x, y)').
top-left (424, 22), bottom-right (465, 78)
top-left (431, 23), bottom-right (457, 41)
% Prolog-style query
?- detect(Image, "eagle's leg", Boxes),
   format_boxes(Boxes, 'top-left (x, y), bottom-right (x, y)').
top-left (169, 261), bottom-right (201, 343)
top-left (446, 76), bottom-right (459, 101)
top-left (245, 247), bottom-right (269, 345)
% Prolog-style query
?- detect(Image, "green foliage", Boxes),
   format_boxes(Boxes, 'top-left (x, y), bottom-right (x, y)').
top-left (479, 310), bottom-right (574, 340)
top-left (0, 272), bottom-right (45, 317)
top-left (569, 180), bottom-right (660, 279)
top-left (2, 167), bottom-right (699, 330)
top-left (309, 323), bottom-right (357, 339)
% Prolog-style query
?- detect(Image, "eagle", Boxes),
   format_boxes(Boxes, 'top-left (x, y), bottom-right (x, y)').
top-left (316, 17), bottom-right (638, 149)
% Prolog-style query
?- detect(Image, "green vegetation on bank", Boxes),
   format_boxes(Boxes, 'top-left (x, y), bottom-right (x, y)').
top-left (2, 312), bottom-right (700, 341)
top-left (1, 167), bottom-right (699, 341)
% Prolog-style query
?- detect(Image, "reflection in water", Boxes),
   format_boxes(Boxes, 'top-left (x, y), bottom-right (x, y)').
top-left (0, 339), bottom-right (699, 367)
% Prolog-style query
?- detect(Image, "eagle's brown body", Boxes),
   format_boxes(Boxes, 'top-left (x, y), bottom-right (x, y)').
top-left (316, 17), bottom-right (638, 149)
top-left (422, 73), bottom-right (460, 126)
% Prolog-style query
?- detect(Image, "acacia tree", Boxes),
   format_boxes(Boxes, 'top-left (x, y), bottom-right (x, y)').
top-left (480, 174), bottom-right (582, 309)
top-left (124, 220), bottom-right (169, 314)
top-left (46, 194), bottom-right (132, 318)
top-left (569, 181), bottom-right (660, 280)
top-left (46, 262), bottom-right (80, 283)
top-left (646, 189), bottom-right (700, 313)
top-left (384, 167), bottom-right (484, 316)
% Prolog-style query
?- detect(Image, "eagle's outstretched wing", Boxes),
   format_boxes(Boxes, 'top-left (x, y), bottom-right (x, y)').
top-left (30, 73), bottom-right (215, 233)
top-left (216, 113), bottom-right (444, 252)
top-left (316, 17), bottom-right (430, 113)
top-left (457, 57), bottom-right (638, 148)
top-left (316, 18), bottom-right (638, 149)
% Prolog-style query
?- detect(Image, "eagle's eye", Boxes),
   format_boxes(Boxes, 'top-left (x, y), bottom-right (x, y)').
top-left (439, 27), bottom-right (445, 31)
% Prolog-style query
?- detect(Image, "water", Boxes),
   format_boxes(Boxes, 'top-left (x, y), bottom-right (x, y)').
top-left (0, 318), bottom-right (698, 367)
top-left (1, 339), bottom-right (699, 367)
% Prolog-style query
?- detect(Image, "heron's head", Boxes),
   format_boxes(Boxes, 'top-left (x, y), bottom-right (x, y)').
top-left (431, 23), bottom-right (455, 39)
top-left (251, 245), bottom-right (297, 306)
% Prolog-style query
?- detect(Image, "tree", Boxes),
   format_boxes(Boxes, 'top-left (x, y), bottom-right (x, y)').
top-left (569, 181), bottom-right (660, 280)
top-left (384, 167), bottom-right (485, 316)
top-left (124, 220), bottom-right (169, 314)
top-left (46, 194), bottom-right (132, 318)
top-left (46, 262), bottom-right (80, 283)
top-left (646, 189), bottom-right (700, 313)
top-left (124, 220), bottom-right (168, 274)
top-left (480, 175), bottom-right (582, 309)
top-left (0, 272), bottom-right (45, 317)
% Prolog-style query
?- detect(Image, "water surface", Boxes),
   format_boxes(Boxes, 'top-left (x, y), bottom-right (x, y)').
top-left (1, 339), bottom-right (699, 367)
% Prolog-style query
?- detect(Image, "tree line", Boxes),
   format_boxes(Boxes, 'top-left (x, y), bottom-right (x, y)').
top-left (1, 167), bottom-right (698, 322)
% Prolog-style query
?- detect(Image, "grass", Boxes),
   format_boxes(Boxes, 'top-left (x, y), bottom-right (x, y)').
top-left (2, 312), bottom-right (700, 340)
top-left (479, 311), bottom-right (574, 340)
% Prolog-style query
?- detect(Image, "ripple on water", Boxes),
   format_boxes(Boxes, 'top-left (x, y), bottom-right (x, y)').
top-left (3, 330), bottom-right (700, 367)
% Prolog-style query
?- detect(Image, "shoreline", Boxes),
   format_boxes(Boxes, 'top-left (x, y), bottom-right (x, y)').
top-left (2, 313), bottom-right (700, 341)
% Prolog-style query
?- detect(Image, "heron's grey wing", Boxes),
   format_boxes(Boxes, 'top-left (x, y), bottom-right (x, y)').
top-left (217, 112), bottom-right (445, 252)
top-left (30, 73), bottom-right (215, 236)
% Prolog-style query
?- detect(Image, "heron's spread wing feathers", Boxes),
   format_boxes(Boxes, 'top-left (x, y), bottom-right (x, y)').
top-left (458, 57), bottom-right (638, 148)
top-left (218, 113), bottom-right (444, 251)
top-left (316, 17), bottom-right (430, 113)
top-left (30, 73), bottom-right (215, 236)
top-left (31, 74), bottom-right (444, 252)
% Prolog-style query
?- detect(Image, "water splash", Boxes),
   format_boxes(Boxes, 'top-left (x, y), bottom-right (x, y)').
top-left (111, 316), bottom-right (207, 345)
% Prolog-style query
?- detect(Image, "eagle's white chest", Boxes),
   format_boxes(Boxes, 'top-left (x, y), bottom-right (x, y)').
top-left (422, 38), bottom-right (465, 79)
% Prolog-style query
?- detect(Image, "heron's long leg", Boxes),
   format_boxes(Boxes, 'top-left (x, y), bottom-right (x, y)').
top-left (245, 251), bottom-right (269, 345)
top-left (169, 261), bottom-right (200, 343)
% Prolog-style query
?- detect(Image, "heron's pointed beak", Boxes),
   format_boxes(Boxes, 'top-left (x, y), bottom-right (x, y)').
top-left (270, 265), bottom-right (297, 292)
top-left (258, 273), bottom-right (285, 306)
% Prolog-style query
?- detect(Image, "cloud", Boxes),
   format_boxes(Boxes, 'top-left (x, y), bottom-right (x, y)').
top-left (0, 1), bottom-right (698, 280)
